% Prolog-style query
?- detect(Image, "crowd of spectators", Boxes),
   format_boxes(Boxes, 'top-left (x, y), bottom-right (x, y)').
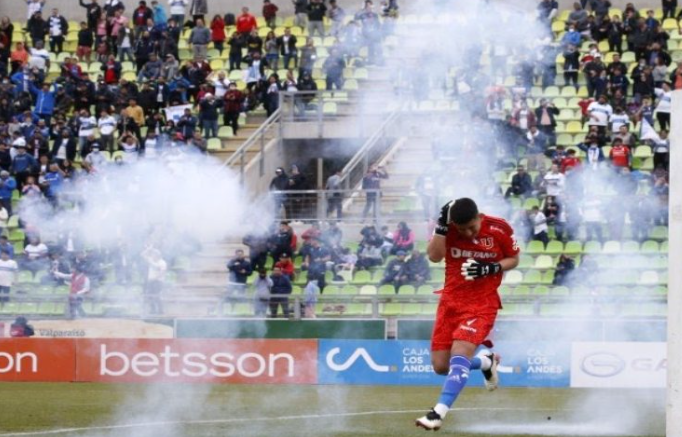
top-left (420, 1), bottom-right (673, 251)
top-left (237, 218), bottom-right (431, 317)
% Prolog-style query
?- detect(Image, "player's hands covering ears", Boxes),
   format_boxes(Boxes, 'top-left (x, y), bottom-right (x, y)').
top-left (461, 258), bottom-right (501, 280)
top-left (434, 201), bottom-right (453, 236)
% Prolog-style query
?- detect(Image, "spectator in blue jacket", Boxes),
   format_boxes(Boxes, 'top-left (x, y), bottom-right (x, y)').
top-left (28, 81), bottom-right (57, 126)
top-left (151, 0), bottom-right (168, 26)
top-left (10, 142), bottom-right (37, 190)
top-left (0, 171), bottom-right (16, 216)
top-left (561, 25), bottom-right (581, 48)
top-left (42, 162), bottom-right (64, 205)
top-left (269, 266), bottom-right (292, 318)
top-left (0, 236), bottom-right (15, 259)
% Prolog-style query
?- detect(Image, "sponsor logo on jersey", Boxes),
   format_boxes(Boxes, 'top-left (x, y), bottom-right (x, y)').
top-left (479, 238), bottom-right (494, 249)
top-left (459, 319), bottom-right (478, 333)
top-left (450, 247), bottom-right (497, 259)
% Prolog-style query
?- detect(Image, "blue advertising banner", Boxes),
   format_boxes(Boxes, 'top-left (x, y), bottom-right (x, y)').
top-left (318, 340), bottom-right (570, 387)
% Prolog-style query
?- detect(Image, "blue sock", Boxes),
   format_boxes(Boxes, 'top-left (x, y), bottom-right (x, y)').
top-left (435, 356), bottom-right (471, 417)
top-left (470, 357), bottom-right (482, 370)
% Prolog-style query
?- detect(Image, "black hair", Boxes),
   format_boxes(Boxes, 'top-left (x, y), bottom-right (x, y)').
top-left (450, 198), bottom-right (479, 225)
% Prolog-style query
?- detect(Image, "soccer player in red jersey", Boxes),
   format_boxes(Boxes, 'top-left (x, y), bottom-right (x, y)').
top-left (416, 198), bottom-right (520, 431)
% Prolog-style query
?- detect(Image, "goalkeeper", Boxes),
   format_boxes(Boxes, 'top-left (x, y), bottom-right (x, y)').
top-left (416, 198), bottom-right (520, 431)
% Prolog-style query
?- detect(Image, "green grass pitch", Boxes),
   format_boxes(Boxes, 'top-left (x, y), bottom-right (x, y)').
top-left (0, 383), bottom-right (665, 436)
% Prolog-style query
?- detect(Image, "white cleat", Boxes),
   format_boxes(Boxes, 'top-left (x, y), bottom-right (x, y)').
top-left (482, 352), bottom-right (500, 392)
top-left (415, 410), bottom-right (443, 431)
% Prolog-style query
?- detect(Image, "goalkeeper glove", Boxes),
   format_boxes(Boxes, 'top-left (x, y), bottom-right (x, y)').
top-left (434, 201), bottom-right (453, 237)
top-left (461, 258), bottom-right (502, 281)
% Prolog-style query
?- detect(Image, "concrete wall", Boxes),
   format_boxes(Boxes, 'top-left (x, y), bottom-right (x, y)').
top-left (0, 0), bottom-right (663, 22)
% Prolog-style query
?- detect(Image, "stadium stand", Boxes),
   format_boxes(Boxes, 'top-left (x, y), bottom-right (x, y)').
top-left (0, 0), bottom-right (673, 319)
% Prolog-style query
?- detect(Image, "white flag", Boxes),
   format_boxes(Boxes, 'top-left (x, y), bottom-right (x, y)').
top-left (163, 104), bottom-right (193, 123)
top-left (640, 118), bottom-right (661, 142)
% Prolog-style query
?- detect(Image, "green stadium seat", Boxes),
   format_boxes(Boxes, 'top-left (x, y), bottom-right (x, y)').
top-left (602, 241), bottom-right (621, 254)
top-left (511, 285), bottom-right (528, 295)
top-left (378, 284), bottom-right (395, 295)
top-left (649, 227), bottom-right (668, 241)
top-left (634, 146), bottom-right (652, 158)
top-left (556, 133), bottom-right (573, 146)
top-left (583, 241), bottom-right (602, 254)
top-left (545, 240), bottom-right (564, 255)
top-left (403, 303), bottom-right (421, 315)
top-left (533, 286), bottom-right (550, 295)
top-left (661, 241), bottom-right (668, 253)
top-left (503, 270), bottom-right (523, 285)
top-left (518, 254), bottom-right (533, 269)
top-left (9, 229), bottom-right (25, 242)
top-left (534, 255), bottom-right (554, 269)
top-left (38, 302), bottom-right (55, 315)
top-left (560, 87), bottom-right (577, 98)
top-left (398, 285), bottom-right (416, 294)
top-left (641, 240), bottom-right (660, 253)
top-left (663, 18), bottom-right (678, 30)
top-left (324, 285), bottom-right (340, 294)
top-left (622, 240), bottom-right (640, 253)
top-left (218, 126), bottom-right (234, 139)
top-left (552, 286), bottom-right (570, 295)
top-left (525, 240), bottom-right (545, 255)
top-left (552, 97), bottom-right (568, 108)
top-left (0, 302), bottom-right (18, 315)
top-left (347, 303), bottom-right (370, 316)
top-left (522, 270), bottom-right (542, 285)
top-left (207, 138), bottom-right (222, 151)
top-left (19, 302), bottom-right (39, 314)
top-left (566, 121), bottom-right (582, 133)
top-left (523, 198), bottom-right (540, 209)
top-left (417, 284), bottom-right (434, 294)
top-left (557, 109), bottom-right (575, 121)
top-left (422, 304), bottom-right (438, 315)
top-left (341, 285), bottom-right (358, 295)
top-left (543, 86), bottom-right (560, 97)
top-left (380, 303), bottom-right (402, 316)
top-left (639, 271), bottom-right (660, 285)
top-left (498, 285), bottom-right (512, 295)
top-left (541, 270), bottom-right (555, 284)
top-left (352, 271), bottom-right (371, 284)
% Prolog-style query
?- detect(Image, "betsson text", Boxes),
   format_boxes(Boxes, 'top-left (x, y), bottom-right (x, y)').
top-left (100, 344), bottom-right (296, 378)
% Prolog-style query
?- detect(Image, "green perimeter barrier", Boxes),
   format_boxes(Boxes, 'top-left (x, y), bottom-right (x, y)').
top-left (176, 318), bottom-right (386, 339)
top-left (396, 319), bottom-right (666, 342)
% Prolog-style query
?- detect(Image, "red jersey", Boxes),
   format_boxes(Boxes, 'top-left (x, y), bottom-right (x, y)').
top-left (610, 145), bottom-right (630, 167)
top-left (443, 214), bottom-right (519, 302)
top-left (561, 156), bottom-right (581, 173)
top-left (236, 14), bottom-right (257, 33)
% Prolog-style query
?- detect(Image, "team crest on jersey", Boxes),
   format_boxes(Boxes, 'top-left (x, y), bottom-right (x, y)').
top-left (479, 237), bottom-right (494, 249)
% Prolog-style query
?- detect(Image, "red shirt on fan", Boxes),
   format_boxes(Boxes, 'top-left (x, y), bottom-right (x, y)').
top-left (609, 143), bottom-right (630, 168)
top-left (236, 13), bottom-right (258, 34)
top-left (443, 215), bottom-right (519, 306)
top-left (561, 155), bottom-right (581, 173)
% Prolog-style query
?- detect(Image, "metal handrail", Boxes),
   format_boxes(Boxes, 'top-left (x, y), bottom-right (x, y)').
top-left (222, 108), bottom-right (282, 180)
top-left (339, 106), bottom-right (402, 190)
